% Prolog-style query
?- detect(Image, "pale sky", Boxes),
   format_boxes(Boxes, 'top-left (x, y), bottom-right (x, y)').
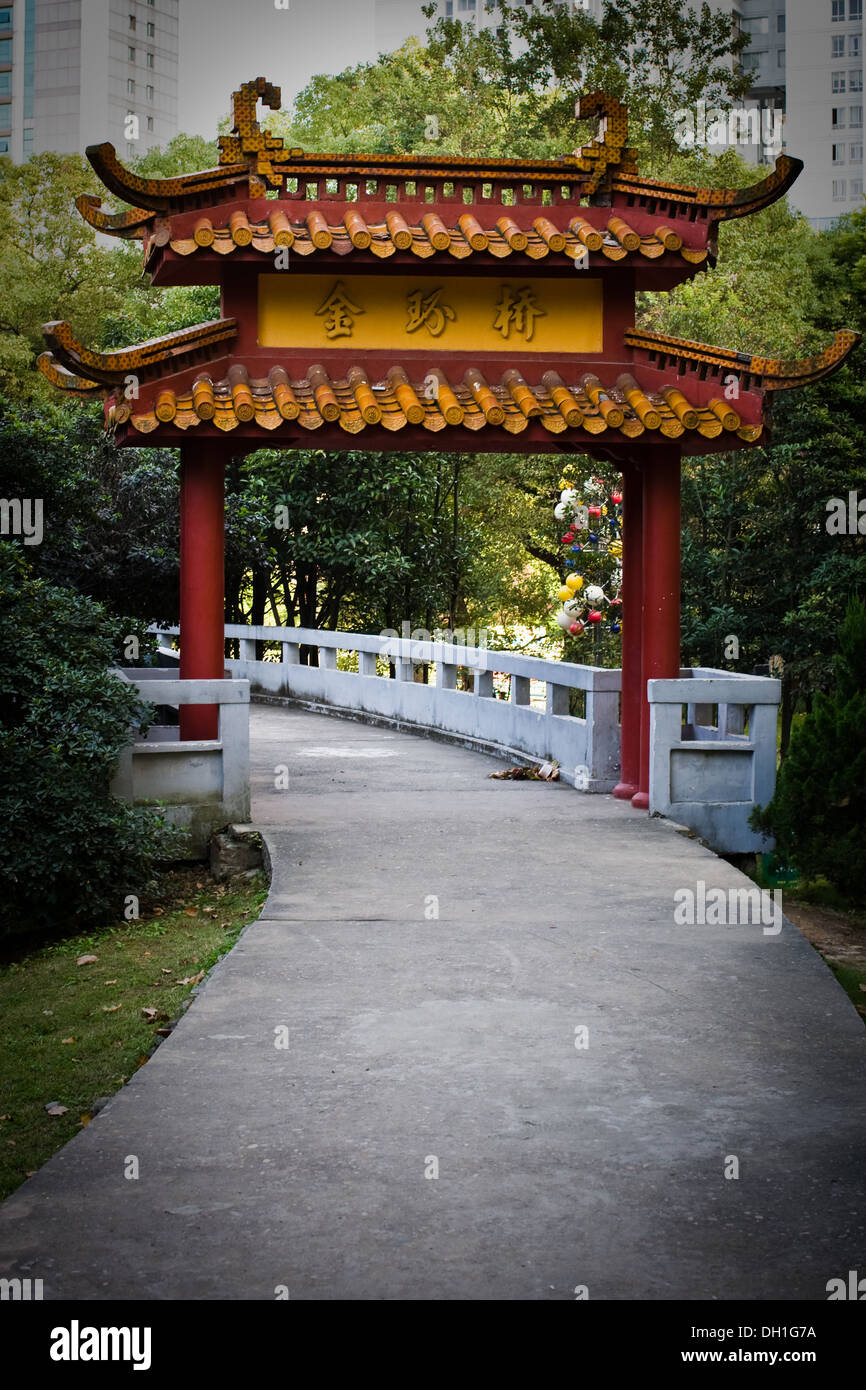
top-left (177, 0), bottom-right (432, 140)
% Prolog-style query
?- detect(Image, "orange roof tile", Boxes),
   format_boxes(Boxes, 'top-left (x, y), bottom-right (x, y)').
top-left (96, 362), bottom-right (763, 445)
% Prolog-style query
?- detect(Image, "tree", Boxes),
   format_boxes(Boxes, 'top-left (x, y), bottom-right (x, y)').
top-left (277, 0), bottom-right (749, 164)
top-left (0, 544), bottom-right (172, 936)
top-left (750, 597), bottom-right (866, 902)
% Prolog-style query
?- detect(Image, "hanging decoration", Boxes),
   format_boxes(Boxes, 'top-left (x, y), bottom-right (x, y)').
top-left (552, 474), bottom-right (623, 648)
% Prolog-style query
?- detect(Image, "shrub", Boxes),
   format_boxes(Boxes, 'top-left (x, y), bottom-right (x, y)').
top-left (750, 596), bottom-right (866, 903)
top-left (0, 545), bottom-right (173, 937)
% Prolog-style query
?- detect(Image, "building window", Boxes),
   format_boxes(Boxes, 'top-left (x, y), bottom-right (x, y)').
top-left (0, 139), bottom-right (8, 153)
top-left (833, 71), bottom-right (847, 92)
top-left (833, 0), bottom-right (845, 17)
top-left (0, 70), bottom-right (9, 94)
top-left (146, 51), bottom-right (154, 67)
top-left (147, 21), bottom-right (154, 36)
top-left (743, 16), bottom-right (769, 35)
top-left (128, 45), bottom-right (135, 61)
top-left (458, 0), bottom-right (476, 9)
top-left (851, 0), bottom-right (862, 19)
top-left (22, 127), bottom-right (33, 154)
top-left (851, 178), bottom-right (863, 196)
top-left (833, 106), bottom-right (847, 126)
top-left (852, 35), bottom-right (863, 57)
top-left (777, 11), bottom-right (785, 30)
top-left (851, 69), bottom-right (864, 91)
top-left (147, 115), bottom-right (153, 131)
top-left (127, 77), bottom-right (135, 94)
top-left (146, 83), bottom-right (154, 101)
top-left (833, 143), bottom-right (846, 162)
top-left (129, 13), bottom-right (136, 29)
top-left (833, 178), bottom-right (847, 199)
top-left (851, 141), bottom-right (863, 160)
top-left (742, 52), bottom-right (763, 72)
top-left (778, 49), bottom-right (785, 67)
top-left (444, 0), bottom-right (453, 12)
top-left (0, 7), bottom-right (12, 27)
top-left (0, 37), bottom-right (11, 61)
top-left (851, 104), bottom-right (863, 126)
top-left (833, 35), bottom-right (845, 57)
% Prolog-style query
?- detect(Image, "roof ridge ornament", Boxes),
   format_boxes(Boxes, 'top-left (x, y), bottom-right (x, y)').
top-left (218, 78), bottom-right (298, 198)
top-left (572, 93), bottom-right (640, 196)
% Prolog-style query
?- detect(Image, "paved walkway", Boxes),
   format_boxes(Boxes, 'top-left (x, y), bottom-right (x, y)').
top-left (1, 704), bottom-right (864, 1299)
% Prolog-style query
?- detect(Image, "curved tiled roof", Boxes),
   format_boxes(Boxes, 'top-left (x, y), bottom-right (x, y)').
top-left (93, 363), bottom-right (762, 446)
top-left (129, 206), bottom-right (709, 270)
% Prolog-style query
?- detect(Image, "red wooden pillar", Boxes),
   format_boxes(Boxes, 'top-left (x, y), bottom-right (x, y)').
top-left (179, 445), bottom-right (225, 741)
top-left (613, 461), bottom-right (643, 801)
top-left (632, 448), bottom-right (681, 811)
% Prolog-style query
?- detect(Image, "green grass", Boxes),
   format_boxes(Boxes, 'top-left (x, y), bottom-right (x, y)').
top-left (826, 959), bottom-right (866, 1021)
top-left (0, 868), bottom-right (268, 1202)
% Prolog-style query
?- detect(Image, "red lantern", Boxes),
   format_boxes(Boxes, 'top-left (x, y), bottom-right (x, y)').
top-left (587, 610), bottom-right (603, 623)
top-left (569, 620), bottom-right (585, 636)
top-left (588, 505), bottom-right (601, 518)
top-left (561, 534), bottom-right (573, 545)
top-left (611, 492), bottom-right (622, 504)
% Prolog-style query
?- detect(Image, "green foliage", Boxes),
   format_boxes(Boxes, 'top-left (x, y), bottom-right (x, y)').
top-left (751, 599), bottom-right (866, 903)
top-left (0, 153), bottom-right (132, 396)
top-left (278, 0), bottom-right (747, 162)
top-left (0, 398), bottom-right (182, 624)
top-left (0, 546), bottom-right (174, 937)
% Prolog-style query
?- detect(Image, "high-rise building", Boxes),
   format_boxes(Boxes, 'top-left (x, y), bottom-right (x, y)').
top-left (1, 0), bottom-right (178, 163)
top-left (780, 0), bottom-right (864, 224)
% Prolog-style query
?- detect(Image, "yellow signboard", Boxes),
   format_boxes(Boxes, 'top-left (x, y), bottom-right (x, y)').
top-left (258, 273), bottom-right (603, 354)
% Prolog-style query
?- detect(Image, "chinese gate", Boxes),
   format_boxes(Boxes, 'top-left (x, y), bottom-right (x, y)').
top-left (38, 78), bottom-right (858, 807)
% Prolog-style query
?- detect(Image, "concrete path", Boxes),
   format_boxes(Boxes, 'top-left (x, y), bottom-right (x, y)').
top-left (1, 704), bottom-right (864, 1300)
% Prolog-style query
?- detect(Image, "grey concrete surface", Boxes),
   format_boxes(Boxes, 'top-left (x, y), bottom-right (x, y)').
top-left (1, 704), bottom-right (864, 1300)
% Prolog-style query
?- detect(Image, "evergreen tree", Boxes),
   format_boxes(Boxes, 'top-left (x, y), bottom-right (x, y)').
top-left (750, 597), bottom-right (866, 902)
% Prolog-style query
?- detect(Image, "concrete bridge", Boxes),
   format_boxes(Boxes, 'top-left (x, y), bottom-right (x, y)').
top-left (0, 699), bottom-right (864, 1300)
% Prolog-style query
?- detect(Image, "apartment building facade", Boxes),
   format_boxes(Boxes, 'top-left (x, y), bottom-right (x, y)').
top-left (0, 0), bottom-right (177, 163)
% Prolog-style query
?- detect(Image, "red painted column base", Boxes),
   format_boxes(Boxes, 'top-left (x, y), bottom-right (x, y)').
top-left (613, 461), bottom-right (643, 802)
top-left (632, 448), bottom-right (681, 810)
top-left (179, 447), bottom-right (226, 741)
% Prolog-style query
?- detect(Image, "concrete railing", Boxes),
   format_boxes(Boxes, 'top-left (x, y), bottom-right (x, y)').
top-left (111, 671), bottom-right (251, 857)
top-left (155, 624), bottom-right (622, 791)
top-left (649, 668), bottom-right (781, 852)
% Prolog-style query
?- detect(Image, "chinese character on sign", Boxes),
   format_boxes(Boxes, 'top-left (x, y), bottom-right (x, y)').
top-left (493, 285), bottom-right (546, 342)
top-left (315, 280), bottom-right (364, 339)
top-left (405, 287), bottom-right (456, 337)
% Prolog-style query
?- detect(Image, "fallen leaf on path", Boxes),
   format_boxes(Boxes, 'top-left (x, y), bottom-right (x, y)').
top-left (103, 1004), bottom-right (122, 1013)
top-left (175, 970), bottom-right (205, 986)
top-left (185, 908), bottom-right (198, 917)
top-left (141, 1007), bottom-right (158, 1021)
top-left (76, 955), bottom-right (98, 966)
top-left (155, 1027), bottom-right (172, 1037)
top-left (78, 1115), bottom-right (92, 1127)
top-left (489, 761), bottom-right (559, 781)
top-left (44, 1102), bottom-right (68, 1116)
top-left (103, 979), bottom-right (118, 986)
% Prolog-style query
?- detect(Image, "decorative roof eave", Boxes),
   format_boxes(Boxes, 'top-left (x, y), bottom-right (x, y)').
top-left (38, 318), bottom-right (238, 388)
top-left (626, 327), bottom-right (861, 388)
top-left (609, 155), bottom-right (802, 223)
top-left (80, 146), bottom-right (799, 235)
top-left (35, 353), bottom-right (104, 396)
